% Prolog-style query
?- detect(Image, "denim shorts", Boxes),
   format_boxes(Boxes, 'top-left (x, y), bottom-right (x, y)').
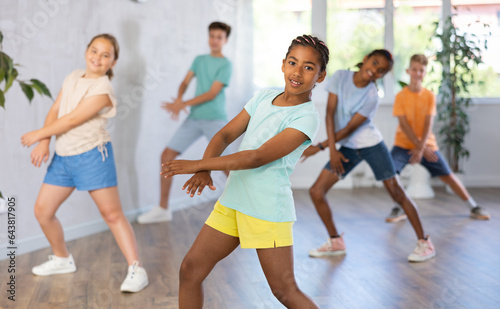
top-left (43, 143), bottom-right (118, 191)
top-left (168, 118), bottom-right (228, 154)
top-left (324, 141), bottom-right (396, 181)
top-left (391, 146), bottom-right (451, 177)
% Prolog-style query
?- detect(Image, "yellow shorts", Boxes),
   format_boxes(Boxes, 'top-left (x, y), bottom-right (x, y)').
top-left (205, 201), bottom-right (294, 249)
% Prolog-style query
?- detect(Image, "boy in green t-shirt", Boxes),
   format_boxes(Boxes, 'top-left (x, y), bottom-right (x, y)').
top-left (138, 21), bottom-right (232, 224)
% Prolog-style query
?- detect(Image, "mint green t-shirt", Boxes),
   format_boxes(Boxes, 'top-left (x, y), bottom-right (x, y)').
top-left (188, 55), bottom-right (232, 121)
top-left (218, 89), bottom-right (320, 222)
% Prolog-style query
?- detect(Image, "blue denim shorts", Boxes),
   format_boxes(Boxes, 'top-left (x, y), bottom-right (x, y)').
top-left (44, 143), bottom-right (118, 191)
top-left (168, 118), bottom-right (228, 154)
top-left (391, 146), bottom-right (451, 177)
top-left (324, 141), bottom-right (396, 181)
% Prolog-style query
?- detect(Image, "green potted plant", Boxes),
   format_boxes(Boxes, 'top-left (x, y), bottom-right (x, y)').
top-left (1, 30), bottom-right (53, 199)
top-left (431, 16), bottom-right (489, 173)
top-left (0, 31), bottom-right (52, 108)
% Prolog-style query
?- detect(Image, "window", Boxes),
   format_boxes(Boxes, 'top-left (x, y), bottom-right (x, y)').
top-left (451, 1), bottom-right (500, 97)
top-left (326, 0), bottom-right (386, 96)
top-left (253, 0), bottom-right (311, 88)
top-left (394, 1), bottom-right (442, 94)
top-left (253, 0), bottom-right (500, 99)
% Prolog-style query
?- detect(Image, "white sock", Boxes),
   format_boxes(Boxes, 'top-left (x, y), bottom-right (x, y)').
top-left (54, 255), bottom-right (71, 262)
top-left (466, 198), bottom-right (478, 209)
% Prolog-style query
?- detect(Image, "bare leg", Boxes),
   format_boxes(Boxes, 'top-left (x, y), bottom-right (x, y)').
top-left (309, 169), bottom-right (341, 237)
top-left (160, 148), bottom-right (180, 209)
top-left (179, 224), bottom-right (240, 309)
top-left (257, 246), bottom-right (319, 308)
top-left (34, 184), bottom-right (75, 257)
top-left (383, 177), bottom-right (425, 239)
top-left (439, 174), bottom-right (470, 201)
top-left (90, 186), bottom-right (139, 265)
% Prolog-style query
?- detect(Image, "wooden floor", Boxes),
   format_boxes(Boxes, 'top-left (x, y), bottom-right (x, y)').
top-left (1, 188), bottom-right (499, 309)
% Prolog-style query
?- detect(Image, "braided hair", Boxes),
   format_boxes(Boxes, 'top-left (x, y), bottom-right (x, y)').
top-left (286, 35), bottom-right (330, 72)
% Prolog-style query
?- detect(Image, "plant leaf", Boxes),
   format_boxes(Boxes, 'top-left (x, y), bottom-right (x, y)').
top-left (0, 190), bottom-right (3, 199)
top-left (0, 66), bottom-right (5, 83)
top-left (0, 31), bottom-right (3, 45)
top-left (19, 81), bottom-right (34, 102)
top-left (4, 68), bottom-right (17, 92)
top-left (30, 79), bottom-right (52, 98)
top-left (0, 89), bottom-right (5, 108)
top-left (0, 52), bottom-right (14, 75)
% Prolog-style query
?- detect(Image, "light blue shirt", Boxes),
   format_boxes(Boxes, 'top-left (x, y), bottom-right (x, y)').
top-left (326, 70), bottom-right (383, 148)
top-left (219, 89), bottom-right (320, 222)
top-left (189, 55), bottom-right (232, 121)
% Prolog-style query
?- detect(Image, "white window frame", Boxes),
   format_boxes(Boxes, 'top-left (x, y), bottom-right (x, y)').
top-left (312, 0), bottom-right (498, 104)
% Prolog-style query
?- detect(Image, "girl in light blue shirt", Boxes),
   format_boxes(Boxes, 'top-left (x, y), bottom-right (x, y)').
top-left (162, 35), bottom-right (328, 309)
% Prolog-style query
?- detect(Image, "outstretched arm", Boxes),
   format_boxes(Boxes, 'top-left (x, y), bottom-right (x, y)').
top-left (163, 70), bottom-right (226, 119)
top-left (29, 90), bottom-right (62, 167)
top-left (184, 81), bottom-right (225, 107)
top-left (21, 94), bottom-right (113, 147)
top-left (172, 108), bottom-right (251, 196)
top-left (162, 116), bottom-right (309, 176)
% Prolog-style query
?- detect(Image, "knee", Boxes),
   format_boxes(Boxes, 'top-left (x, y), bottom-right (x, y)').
top-left (179, 255), bottom-right (200, 284)
top-left (100, 209), bottom-right (123, 225)
top-left (269, 275), bottom-right (300, 304)
top-left (309, 186), bottom-right (325, 203)
top-left (34, 202), bottom-right (54, 224)
top-left (385, 179), bottom-right (406, 204)
top-left (439, 175), bottom-right (452, 185)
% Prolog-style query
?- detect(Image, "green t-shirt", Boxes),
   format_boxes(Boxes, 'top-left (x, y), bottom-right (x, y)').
top-left (188, 55), bottom-right (232, 121)
top-left (218, 89), bottom-right (320, 222)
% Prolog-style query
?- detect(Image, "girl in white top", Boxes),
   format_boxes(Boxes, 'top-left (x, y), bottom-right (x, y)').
top-left (21, 34), bottom-right (148, 293)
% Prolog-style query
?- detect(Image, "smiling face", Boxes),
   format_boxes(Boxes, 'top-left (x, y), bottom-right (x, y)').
top-left (84, 38), bottom-right (116, 78)
top-left (407, 61), bottom-right (427, 86)
top-left (281, 45), bottom-right (326, 99)
top-left (359, 54), bottom-right (391, 83)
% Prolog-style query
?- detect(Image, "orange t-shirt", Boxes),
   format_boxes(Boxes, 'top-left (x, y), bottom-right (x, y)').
top-left (393, 87), bottom-right (438, 151)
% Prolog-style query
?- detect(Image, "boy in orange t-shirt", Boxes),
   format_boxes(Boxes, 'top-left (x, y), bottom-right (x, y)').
top-left (386, 54), bottom-right (490, 222)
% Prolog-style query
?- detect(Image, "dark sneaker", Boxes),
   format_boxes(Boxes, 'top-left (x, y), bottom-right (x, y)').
top-left (385, 206), bottom-right (407, 223)
top-left (470, 206), bottom-right (491, 220)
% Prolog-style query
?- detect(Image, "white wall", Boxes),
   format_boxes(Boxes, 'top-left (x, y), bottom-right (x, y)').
top-left (0, 0), bottom-right (253, 257)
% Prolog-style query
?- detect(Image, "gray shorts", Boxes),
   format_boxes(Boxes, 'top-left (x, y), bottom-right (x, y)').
top-left (168, 118), bottom-right (228, 155)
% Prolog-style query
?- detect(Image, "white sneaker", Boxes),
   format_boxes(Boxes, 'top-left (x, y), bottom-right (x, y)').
top-left (408, 236), bottom-right (436, 263)
top-left (120, 261), bottom-right (148, 293)
top-left (32, 254), bottom-right (77, 276)
top-left (137, 205), bottom-right (172, 224)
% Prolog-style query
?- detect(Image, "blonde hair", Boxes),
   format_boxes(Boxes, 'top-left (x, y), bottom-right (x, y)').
top-left (410, 54), bottom-right (428, 66)
top-left (87, 33), bottom-right (120, 80)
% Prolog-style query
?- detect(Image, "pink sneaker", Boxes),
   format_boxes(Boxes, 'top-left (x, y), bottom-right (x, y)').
top-left (408, 236), bottom-right (436, 262)
top-left (309, 234), bottom-right (346, 257)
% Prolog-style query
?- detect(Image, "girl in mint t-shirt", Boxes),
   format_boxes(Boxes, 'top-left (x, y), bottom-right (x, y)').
top-left (162, 35), bottom-right (329, 309)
